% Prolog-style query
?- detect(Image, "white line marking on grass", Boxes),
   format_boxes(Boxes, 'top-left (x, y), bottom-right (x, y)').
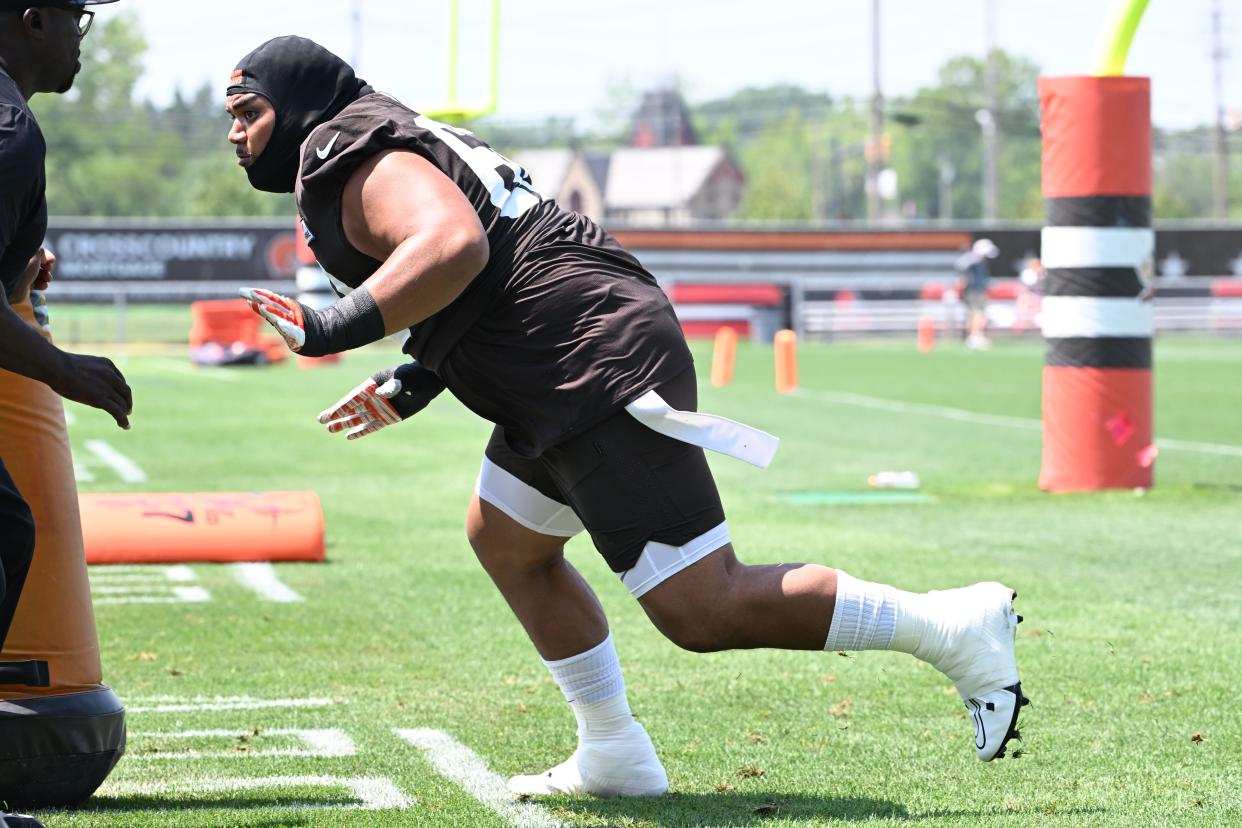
top-left (103, 775), bottom-right (409, 810)
top-left (129, 728), bottom-right (355, 759)
top-left (800, 389), bottom-right (1042, 432)
top-left (73, 460), bottom-right (94, 482)
top-left (164, 565), bottom-right (196, 582)
top-left (92, 585), bottom-right (179, 595)
top-left (93, 585), bottom-right (210, 606)
top-left (232, 562), bottom-right (304, 602)
top-left (799, 389), bottom-right (1242, 459)
top-left (63, 406), bottom-right (76, 425)
top-left (89, 572), bottom-right (167, 583)
top-left (126, 695), bottom-right (339, 714)
top-left (175, 586), bottom-right (211, 602)
top-left (1155, 436), bottom-right (1242, 459)
top-left (84, 439), bottom-right (147, 482)
top-left (395, 729), bottom-right (568, 828)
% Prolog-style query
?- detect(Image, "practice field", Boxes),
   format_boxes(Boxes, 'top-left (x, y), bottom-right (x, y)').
top-left (43, 333), bottom-right (1242, 827)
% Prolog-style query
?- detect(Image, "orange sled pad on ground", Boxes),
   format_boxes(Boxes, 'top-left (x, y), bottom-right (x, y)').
top-left (80, 491), bottom-right (325, 564)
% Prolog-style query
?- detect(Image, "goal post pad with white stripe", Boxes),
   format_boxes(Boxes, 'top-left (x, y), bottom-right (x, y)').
top-left (1037, 75), bottom-right (1155, 491)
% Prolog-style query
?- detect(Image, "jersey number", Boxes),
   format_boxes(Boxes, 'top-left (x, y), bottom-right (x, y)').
top-left (413, 115), bottom-right (541, 219)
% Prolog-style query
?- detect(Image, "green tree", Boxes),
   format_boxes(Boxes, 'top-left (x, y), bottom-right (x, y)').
top-left (890, 50), bottom-right (1043, 220)
top-left (30, 13), bottom-right (292, 218)
top-left (692, 85), bottom-right (869, 220)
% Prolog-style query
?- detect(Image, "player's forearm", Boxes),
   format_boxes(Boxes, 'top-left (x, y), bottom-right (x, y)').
top-left (0, 294), bottom-right (68, 387)
top-left (365, 230), bottom-right (489, 334)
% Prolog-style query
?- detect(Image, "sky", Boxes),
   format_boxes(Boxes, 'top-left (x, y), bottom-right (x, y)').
top-left (118, 0), bottom-right (1235, 131)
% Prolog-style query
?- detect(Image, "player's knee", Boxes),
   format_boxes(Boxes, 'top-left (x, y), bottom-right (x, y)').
top-left (644, 595), bottom-right (738, 653)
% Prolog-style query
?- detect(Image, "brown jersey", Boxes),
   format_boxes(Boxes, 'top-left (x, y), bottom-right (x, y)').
top-left (296, 93), bottom-right (692, 457)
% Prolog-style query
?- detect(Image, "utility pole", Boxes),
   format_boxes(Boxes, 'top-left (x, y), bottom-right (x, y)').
top-left (981, 0), bottom-right (1000, 222)
top-left (1211, 0), bottom-right (1229, 218)
top-left (867, 0), bottom-right (884, 222)
top-left (830, 137), bottom-right (844, 219)
top-left (939, 155), bottom-right (956, 222)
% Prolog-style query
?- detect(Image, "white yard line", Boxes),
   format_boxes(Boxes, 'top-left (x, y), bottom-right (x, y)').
top-left (798, 388), bottom-right (1242, 458)
top-left (231, 562), bottom-right (304, 603)
top-left (164, 565), bottom-right (196, 582)
top-left (129, 728), bottom-right (355, 760)
top-left (395, 729), bottom-right (568, 828)
top-left (73, 460), bottom-right (94, 482)
top-left (91, 585), bottom-right (181, 595)
top-left (126, 695), bottom-right (339, 714)
top-left (83, 439), bottom-right (147, 482)
top-left (88, 573), bottom-right (168, 583)
top-left (101, 776), bottom-right (408, 810)
top-left (93, 586), bottom-right (210, 606)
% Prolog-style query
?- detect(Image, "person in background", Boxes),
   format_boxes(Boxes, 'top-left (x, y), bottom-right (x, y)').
top-left (1014, 256), bottom-right (1044, 333)
top-left (956, 238), bottom-right (999, 350)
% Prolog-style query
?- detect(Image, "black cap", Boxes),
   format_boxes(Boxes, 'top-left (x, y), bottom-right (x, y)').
top-left (228, 36), bottom-right (371, 194)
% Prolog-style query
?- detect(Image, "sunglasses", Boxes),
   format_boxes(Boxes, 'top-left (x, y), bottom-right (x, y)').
top-left (27, 4), bottom-right (95, 37)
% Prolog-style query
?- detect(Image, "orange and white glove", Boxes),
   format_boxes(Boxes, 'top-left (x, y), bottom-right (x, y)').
top-left (240, 287), bottom-right (308, 352)
top-left (240, 285), bottom-right (386, 357)
top-left (317, 361), bottom-right (446, 440)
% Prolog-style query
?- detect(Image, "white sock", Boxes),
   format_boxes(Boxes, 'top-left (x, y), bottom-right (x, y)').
top-left (543, 633), bottom-right (634, 739)
top-left (824, 570), bottom-right (931, 654)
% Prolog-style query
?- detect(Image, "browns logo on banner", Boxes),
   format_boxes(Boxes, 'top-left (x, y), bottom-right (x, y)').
top-left (1037, 75), bottom-right (1155, 491)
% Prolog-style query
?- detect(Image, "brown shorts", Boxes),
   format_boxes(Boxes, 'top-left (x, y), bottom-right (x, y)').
top-left (478, 368), bottom-right (726, 577)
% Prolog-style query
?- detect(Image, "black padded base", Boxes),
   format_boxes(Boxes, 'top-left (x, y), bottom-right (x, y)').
top-left (0, 687), bottom-right (126, 808)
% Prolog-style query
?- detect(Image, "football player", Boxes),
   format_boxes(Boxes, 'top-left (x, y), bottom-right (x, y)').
top-left (230, 36), bottom-right (1027, 797)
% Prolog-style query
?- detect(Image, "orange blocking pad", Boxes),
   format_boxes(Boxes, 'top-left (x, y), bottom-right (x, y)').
top-left (1039, 367), bottom-right (1153, 492)
top-left (81, 491), bottom-right (325, 564)
top-left (189, 299), bottom-right (288, 364)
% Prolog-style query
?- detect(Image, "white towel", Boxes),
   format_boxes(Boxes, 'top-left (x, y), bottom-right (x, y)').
top-left (624, 390), bottom-right (779, 469)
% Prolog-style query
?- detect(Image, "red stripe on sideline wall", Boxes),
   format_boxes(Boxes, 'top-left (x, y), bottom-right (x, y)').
top-left (613, 230), bottom-right (972, 251)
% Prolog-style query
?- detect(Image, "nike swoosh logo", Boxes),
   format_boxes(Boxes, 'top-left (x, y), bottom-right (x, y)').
top-left (968, 699), bottom-right (986, 749)
top-left (144, 509), bottom-right (194, 523)
top-left (316, 132), bottom-right (340, 159)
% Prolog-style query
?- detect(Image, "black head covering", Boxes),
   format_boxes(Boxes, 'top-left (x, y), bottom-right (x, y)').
top-left (227, 36), bottom-right (372, 193)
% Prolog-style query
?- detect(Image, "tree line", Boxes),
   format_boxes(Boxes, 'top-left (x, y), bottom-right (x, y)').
top-left (30, 13), bottom-right (1242, 223)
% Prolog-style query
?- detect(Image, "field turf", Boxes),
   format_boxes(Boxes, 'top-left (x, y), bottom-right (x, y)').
top-left (35, 327), bottom-right (1242, 826)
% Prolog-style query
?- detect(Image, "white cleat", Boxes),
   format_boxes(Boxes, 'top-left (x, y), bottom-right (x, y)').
top-left (508, 720), bottom-right (668, 798)
top-left (901, 581), bottom-right (1028, 761)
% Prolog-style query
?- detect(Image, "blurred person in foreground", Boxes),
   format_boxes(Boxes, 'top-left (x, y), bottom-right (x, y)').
top-left (0, 2), bottom-right (132, 825)
top-left (956, 238), bottom-right (999, 350)
top-left (229, 36), bottom-right (1028, 798)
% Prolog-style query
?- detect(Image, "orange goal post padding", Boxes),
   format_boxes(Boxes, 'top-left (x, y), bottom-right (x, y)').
top-left (80, 491), bottom-right (325, 564)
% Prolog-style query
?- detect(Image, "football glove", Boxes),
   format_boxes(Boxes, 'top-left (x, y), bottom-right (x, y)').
top-left (240, 286), bottom-right (385, 357)
top-left (240, 287), bottom-right (308, 351)
top-left (318, 361), bottom-right (446, 440)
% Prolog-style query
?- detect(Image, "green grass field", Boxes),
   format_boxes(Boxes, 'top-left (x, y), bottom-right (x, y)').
top-left (37, 330), bottom-right (1242, 827)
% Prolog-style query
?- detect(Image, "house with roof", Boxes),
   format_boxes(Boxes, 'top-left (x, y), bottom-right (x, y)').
top-left (512, 88), bottom-right (744, 227)
top-left (513, 149), bottom-right (608, 222)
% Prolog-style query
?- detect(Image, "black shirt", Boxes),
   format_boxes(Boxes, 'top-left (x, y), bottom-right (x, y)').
top-left (0, 68), bottom-right (46, 297)
top-left (296, 93), bottom-right (692, 457)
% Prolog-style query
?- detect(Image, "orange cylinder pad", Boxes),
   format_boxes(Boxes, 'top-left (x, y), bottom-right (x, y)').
top-left (0, 302), bottom-right (102, 696)
top-left (1039, 366), bottom-right (1154, 492)
top-left (81, 491), bottom-right (325, 564)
